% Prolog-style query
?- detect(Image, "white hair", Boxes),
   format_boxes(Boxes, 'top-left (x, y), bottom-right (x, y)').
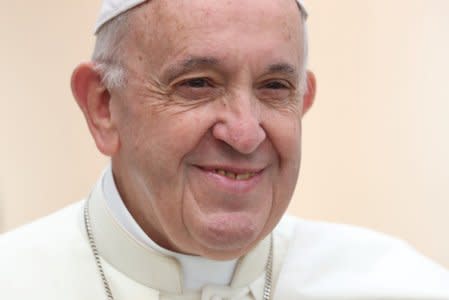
top-left (300, 15), bottom-right (309, 95)
top-left (92, 11), bottom-right (131, 89)
top-left (92, 5), bottom-right (309, 94)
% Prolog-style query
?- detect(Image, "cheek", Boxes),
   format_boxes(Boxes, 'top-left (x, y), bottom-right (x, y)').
top-left (121, 106), bottom-right (214, 176)
top-left (264, 110), bottom-right (302, 164)
top-left (266, 113), bottom-right (302, 208)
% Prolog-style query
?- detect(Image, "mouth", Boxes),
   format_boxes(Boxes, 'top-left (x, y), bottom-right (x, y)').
top-left (197, 165), bottom-right (263, 180)
top-left (193, 165), bottom-right (266, 195)
top-left (210, 168), bottom-right (258, 181)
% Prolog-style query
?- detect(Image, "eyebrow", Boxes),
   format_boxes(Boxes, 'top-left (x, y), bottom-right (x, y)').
top-left (266, 63), bottom-right (298, 78)
top-left (164, 56), bottom-right (220, 82)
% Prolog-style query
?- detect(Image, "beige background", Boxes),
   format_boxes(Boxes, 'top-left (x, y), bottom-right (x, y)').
top-left (1, 1), bottom-right (448, 268)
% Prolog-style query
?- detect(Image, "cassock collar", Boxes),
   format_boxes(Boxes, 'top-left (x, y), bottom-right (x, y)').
top-left (86, 170), bottom-right (271, 294)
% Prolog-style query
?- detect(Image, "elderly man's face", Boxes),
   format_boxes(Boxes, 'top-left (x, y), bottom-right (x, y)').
top-left (109, 0), bottom-right (311, 259)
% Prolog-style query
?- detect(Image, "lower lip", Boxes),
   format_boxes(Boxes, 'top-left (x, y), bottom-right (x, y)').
top-left (195, 167), bottom-right (264, 194)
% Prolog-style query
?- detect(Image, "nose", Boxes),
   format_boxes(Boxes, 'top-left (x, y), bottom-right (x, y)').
top-left (212, 93), bottom-right (266, 154)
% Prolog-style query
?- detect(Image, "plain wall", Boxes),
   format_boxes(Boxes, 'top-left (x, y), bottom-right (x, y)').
top-left (1, 1), bottom-right (448, 268)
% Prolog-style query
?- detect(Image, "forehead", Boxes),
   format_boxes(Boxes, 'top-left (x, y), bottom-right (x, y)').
top-left (126, 0), bottom-right (303, 70)
top-left (148, 0), bottom-right (299, 28)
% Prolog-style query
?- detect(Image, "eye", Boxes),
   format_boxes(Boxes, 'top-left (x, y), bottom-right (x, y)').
top-left (174, 77), bottom-right (218, 101)
top-left (257, 79), bottom-right (293, 101)
top-left (180, 78), bottom-right (211, 88)
top-left (264, 81), bottom-right (289, 90)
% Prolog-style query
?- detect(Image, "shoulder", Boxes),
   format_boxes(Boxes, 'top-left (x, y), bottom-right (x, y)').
top-left (0, 201), bottom-right (86, 249)
top-left (0, 201), bottom-right (95, 297)
top-left (274, 214), bottom-right (404, 252)
top-left (273, 215), bottom-right (414, 280)
top-left (273, 215), bottom-right (449, 299)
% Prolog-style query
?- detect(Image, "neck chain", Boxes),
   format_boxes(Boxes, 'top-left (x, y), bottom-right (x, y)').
top-left (83, 199), bottom-right (273, 300)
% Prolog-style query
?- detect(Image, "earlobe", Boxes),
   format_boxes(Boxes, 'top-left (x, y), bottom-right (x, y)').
top-left (301, 70), bottom-right (317, 116)
top-left (71, 63), bottom-right (119, 156)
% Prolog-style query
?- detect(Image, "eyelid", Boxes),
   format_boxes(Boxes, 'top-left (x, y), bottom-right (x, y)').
top-left (170, 76), bottom-right (224, 102)
top-left (169, 67), bottom-right (222, 83)
top-left (178, 77), bottom-right (214, 87)
top-left (258, 78), bottom-right (294, 89)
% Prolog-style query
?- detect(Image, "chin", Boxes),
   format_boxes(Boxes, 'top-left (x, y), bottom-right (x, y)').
top-left (186, 211), bottom-right (267, 258)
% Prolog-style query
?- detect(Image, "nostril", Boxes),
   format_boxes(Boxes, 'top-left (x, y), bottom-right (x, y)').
top-left (212, 114), bottom-right (266, 154)
top-left (233, 129), bottom-right (266, 154)
top-left (212, 124), bottom-right (265, 154)
top-left (212, 122), bottom-right (228, 142)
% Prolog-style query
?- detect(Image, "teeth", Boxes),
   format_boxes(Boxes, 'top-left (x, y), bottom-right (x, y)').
top-left (225, 171), bottom-right (236, 179)
top-left (214, 169), bottom-right (256, 180)
top-left (236, 173), bottom-right (252, 180)
top-left (217, 169), bottom-right (226, 176)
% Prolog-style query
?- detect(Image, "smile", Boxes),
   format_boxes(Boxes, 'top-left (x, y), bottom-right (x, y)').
top-left (196, 165), bottom-right (265, 189)
top-left (212, 169), bottom-right (257, 181)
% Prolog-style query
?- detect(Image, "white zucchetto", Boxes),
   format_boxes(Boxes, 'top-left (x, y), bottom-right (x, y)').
top-left (94, 0), bottom-right (308, 34)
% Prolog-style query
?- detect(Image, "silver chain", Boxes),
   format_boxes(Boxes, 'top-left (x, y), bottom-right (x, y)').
top-left (84, 200), bottom-right (115, 300)
top-left (263, 235), bottom-right (273, 300)
top-left (83, 199), bottom-right (273, 300)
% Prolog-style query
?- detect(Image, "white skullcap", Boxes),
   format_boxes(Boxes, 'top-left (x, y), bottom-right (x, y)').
top-left (94, 0), bottom-right (308, 34)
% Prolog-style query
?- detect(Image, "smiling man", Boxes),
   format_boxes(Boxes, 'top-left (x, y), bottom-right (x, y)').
top-left (1, 0), bottom-right (449, 299)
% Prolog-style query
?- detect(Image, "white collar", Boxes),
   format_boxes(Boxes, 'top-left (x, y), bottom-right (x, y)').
top-left (102, 165), bottom-right (238, 291)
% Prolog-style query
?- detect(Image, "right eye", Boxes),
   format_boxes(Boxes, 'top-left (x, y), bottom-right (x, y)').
top-left (175, 77), bottom-right (216, 100)
top-left (180, 78), bottom-right (211, 88)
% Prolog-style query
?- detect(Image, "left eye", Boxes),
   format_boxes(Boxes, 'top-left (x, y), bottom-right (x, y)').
top-left (257, 80), bottom-right (292, 102)
top-left (264, 81), bottom-right (289, 89)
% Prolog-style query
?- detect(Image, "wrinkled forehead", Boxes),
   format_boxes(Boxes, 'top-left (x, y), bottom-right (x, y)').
top-left (95, 0), bottom-right (307, 34)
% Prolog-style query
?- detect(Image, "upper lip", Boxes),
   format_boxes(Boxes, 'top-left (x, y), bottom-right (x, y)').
top-left (196, 165), bottom-right (265, 174)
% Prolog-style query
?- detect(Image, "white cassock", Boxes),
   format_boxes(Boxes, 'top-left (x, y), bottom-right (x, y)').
top-left (1, 168), bottom-right (449, 299)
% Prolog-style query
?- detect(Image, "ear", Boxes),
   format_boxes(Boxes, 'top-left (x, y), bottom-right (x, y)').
top-left (71, 63), bottom-right (119, 156)
top-left (301, 70), bottom-right (317, 116)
